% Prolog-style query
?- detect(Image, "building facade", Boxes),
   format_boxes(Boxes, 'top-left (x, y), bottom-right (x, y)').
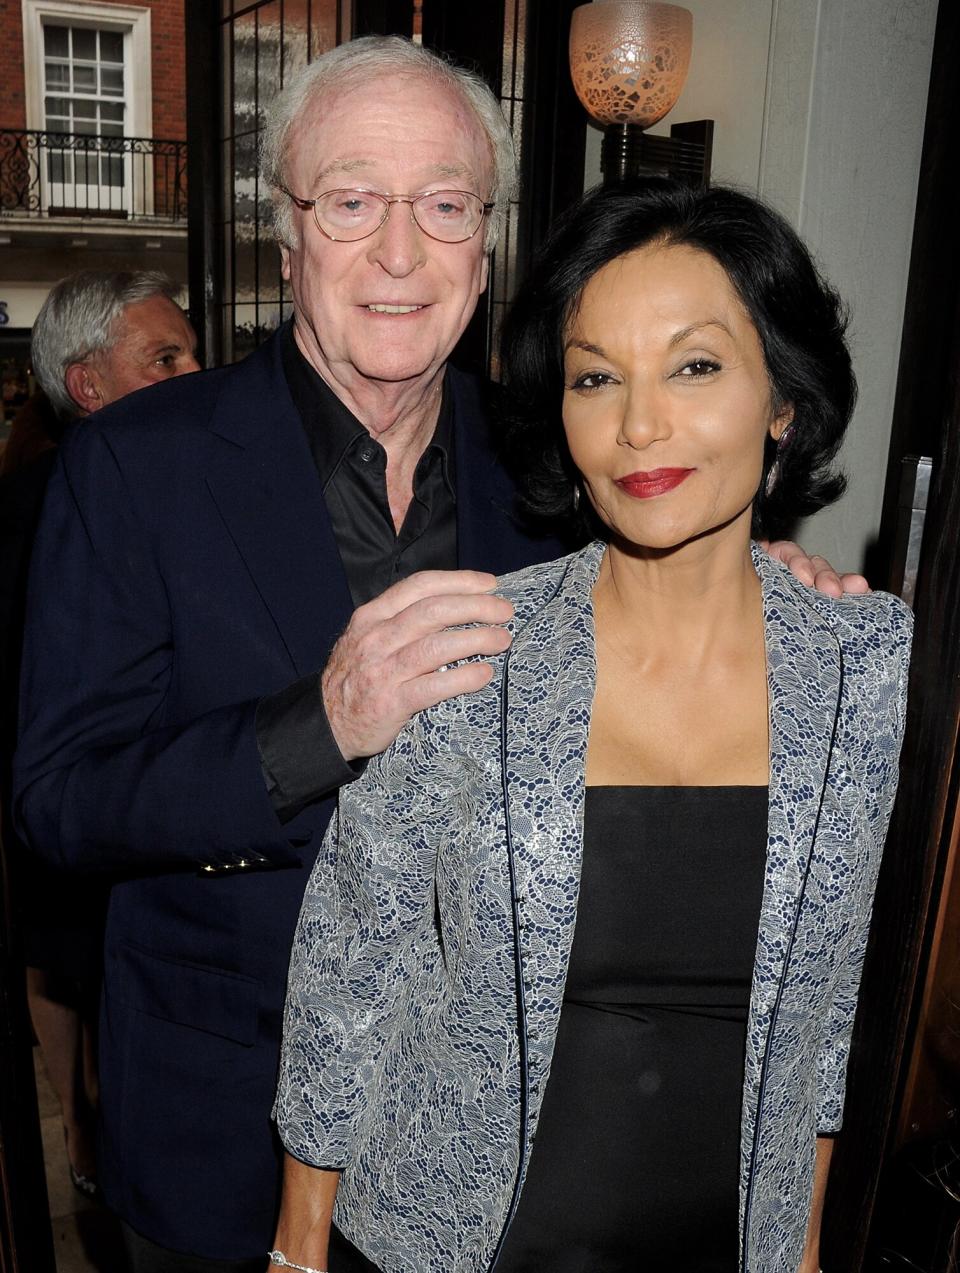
top-left (0, 0), bottom-right (186, 433)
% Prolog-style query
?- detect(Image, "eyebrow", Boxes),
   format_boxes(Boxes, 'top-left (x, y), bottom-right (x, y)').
top-left (310, 158), bottom-right (475, 189)
top-left (143, 342), bottom-right (186, 357)
top-left (564, 318), bottom-right (734, 357)
top-left (667, 319), bottom-right (733, 346)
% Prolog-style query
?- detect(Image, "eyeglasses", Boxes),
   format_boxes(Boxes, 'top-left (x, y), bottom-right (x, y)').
top-left (279, 186), bottom-right (494, 244)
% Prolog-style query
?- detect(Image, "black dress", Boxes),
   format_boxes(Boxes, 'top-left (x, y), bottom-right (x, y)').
top-left (329, 785), bottom-right (768, 1273)
top-left (495, 785), bottom-right (768, 1273)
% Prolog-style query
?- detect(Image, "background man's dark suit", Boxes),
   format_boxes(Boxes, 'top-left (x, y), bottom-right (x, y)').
top-left (13, 329), bottom-right (561, 1260)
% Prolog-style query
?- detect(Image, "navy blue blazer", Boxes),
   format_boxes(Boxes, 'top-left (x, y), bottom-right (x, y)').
top-left (12, 328), bottom-right (563, 1260)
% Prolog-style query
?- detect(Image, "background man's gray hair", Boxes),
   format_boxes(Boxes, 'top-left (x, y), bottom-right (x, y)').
top-left (260, 35), bottom-right (517, 255)
top-left (32, 269), bottom-right (180, 420)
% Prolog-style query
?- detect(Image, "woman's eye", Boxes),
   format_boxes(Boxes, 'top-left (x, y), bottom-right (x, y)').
top-left (676, 358), bottom-right (721, 378)
top-left (568, 371), bottom-right (615, 391)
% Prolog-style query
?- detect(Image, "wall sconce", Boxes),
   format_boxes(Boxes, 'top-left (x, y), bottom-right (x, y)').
top-left (569, 1), bottom-right (713, 187)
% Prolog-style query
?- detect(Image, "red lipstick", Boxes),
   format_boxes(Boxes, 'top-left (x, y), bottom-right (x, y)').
top-left (615, 468), bottom-right (694, 499)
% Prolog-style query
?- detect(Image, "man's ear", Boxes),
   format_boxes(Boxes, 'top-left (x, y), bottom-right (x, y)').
top-left (63, 362), bottom-right (103, 415)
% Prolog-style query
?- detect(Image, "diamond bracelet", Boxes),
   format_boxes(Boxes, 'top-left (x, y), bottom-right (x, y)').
top-left (267, 1250), bottom-right (328, 1273)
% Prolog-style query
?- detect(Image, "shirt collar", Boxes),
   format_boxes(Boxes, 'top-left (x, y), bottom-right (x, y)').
top-left (280, 321), bottom-right (455, 494)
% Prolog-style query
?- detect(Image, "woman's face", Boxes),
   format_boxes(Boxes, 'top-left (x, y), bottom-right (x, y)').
top-left (562, 241), bottom-right (793, 552)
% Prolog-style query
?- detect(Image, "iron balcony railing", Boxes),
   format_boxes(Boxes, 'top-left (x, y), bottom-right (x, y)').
top-left (0, 129), bottom-right (187, 223)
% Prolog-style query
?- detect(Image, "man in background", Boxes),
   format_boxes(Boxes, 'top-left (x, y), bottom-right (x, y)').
top-left (0, 269), bottom-right (198, 1203)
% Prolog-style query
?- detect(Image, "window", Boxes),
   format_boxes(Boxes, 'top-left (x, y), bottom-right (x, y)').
top-left (22, 1), bottom-right (153, 215)
top-left (43, 23), bottom-right (127, 194)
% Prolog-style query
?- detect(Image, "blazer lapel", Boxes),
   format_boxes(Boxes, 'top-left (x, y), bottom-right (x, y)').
top-left (741, 550), bottom-right (843, 1132)
top-left (500, 545), bottom-right (601, 1119)
top-left (204, 336), bottom-right (353, 678)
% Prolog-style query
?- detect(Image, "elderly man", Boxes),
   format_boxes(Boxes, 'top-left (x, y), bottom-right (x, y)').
top-left (13, 36), bottom-right (856, 1273)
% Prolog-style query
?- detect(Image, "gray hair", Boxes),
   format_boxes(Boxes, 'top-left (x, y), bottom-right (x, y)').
top-left (32, 269), bottom-right (180, 419)
top-left (259, 35), bottom-right (517, 254)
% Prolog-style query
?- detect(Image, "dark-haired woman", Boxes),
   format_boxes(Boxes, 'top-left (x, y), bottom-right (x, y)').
top-left (270, 180), bottom-right (911, 1273)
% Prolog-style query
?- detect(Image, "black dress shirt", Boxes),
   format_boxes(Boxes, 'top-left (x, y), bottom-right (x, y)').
top-left (255, 324), bottom-right (458, 820)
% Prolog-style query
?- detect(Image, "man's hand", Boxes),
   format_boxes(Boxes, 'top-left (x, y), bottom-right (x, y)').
top-left (323, 570), bottom-right (513, 762)
top-left (764, 540), bottom-right (870, 598)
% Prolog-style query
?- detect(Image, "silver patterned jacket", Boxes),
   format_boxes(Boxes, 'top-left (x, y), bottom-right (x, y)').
top-left (276, 541), bottom-right (912, 1273)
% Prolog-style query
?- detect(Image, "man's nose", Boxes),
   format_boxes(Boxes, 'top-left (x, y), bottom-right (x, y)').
top-left (366, 201), bottom-right (427, 276)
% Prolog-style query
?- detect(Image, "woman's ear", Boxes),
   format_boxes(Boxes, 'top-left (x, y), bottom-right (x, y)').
top-left (770, 403), bottom-right (795, 443)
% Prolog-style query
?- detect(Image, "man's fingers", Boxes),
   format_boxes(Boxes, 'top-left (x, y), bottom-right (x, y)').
top-left (356, 569), bottom-right (499, 621)
top-left (838, 571), bottom-right (871, 595)
top-left (414, 660), bottom-right (496, 710)
top-left (394, 622), bottom-right (513, 682)
top-left (808, 556), bottom-right (844, 599)
top-left (766, 541), bottom-right (871, 596)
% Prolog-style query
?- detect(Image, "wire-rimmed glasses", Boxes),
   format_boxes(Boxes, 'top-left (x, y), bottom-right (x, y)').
top-left (279, 186), bottom-right (494, 244)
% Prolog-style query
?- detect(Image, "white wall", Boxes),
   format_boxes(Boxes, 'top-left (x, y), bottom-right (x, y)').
top-left (583, 0), bottom-right (939, 573)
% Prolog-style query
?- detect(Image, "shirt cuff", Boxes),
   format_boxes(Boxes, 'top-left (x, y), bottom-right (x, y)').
top-left (255, 673), bottom-right (365, 822)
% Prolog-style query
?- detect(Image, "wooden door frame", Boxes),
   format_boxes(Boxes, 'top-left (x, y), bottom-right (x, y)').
top-left (823, 1), bottom-right (960, 1265)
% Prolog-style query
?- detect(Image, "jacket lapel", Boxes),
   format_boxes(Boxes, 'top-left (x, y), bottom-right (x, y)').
top-left (499, 545), bottom-right (601, 1125)
top-left (741, 550), bottom-right (843, 1148)
top-left (204, 334), bottom-right (353, 679)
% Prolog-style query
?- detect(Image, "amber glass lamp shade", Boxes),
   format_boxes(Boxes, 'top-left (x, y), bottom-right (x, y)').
top-left (569, 1), bottom-right (693, 129)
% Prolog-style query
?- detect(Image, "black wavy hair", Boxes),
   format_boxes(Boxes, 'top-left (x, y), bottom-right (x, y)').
top-left (498, 178), bottom-right (854, 541)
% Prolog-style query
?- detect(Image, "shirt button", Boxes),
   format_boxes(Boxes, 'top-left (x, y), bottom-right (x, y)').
top-left (359, 444), bottom-right (375, 463)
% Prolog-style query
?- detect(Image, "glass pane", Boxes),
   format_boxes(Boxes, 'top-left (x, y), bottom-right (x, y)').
top-left (45, 61), bottom-right (69, 89)
top-left (312, 0), bottom-right (340, 59)
top-left (45, 95), bottom-right (70, 117)
top-left (234, 132), bottom-right (258, 304)
top-left (73, 117), bottom-right (96, 136)
top-left (256, 1), bottom-right (282, 131)
top-left (47, 152), bottom-right (69, 183)
top-left (44, 25), bottom-right (68, 56)
top-left (72, 27), bottom-right (96, 61)
top-left (73, 64), bottom-right (96, 92)
top-left (101, 66), bottom-right (124, 95)
top-left (100, 123), bottom-right (124, 139)
top-left (101, 101), bottom-right (124, 122)
top-left (102, 154), bottom-right (124, 187)
top-left (100, 30), bottom-right (123, 63)
top-left (258, 217), bottom-right (282, 305)
top-left (75, 152), bottom-right (96, 185)
top-left (282, 0), bottom-right (310, 86)
top-left (233, 11), bottom-right (257, 137)
top-left (233, 303), bottom-right (262, 360)
top-left (73, 98), bottom-right (97, 120)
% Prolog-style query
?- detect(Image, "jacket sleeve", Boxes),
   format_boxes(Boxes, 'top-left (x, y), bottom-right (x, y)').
top-left (12, 425), bottom-right (305, 875)
top-left (815, 594), bottom-right (913, 1132)
top-left (275, 715), bottom-right (441, 1168)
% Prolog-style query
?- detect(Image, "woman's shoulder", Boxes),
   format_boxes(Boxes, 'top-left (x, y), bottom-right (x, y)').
top-left (494, 542), bottom-right (603, 626)
top-left (757, 546), bottom-right (912, 653)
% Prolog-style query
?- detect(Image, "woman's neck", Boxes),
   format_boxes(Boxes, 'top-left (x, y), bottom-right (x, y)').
top-left (594, 521), bottom-right (762, 672)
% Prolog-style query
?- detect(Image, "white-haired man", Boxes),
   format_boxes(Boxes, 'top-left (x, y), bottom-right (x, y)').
top-left (13, 36), bottom-right (858, 1273)
top-left (31, 268), bottom-right (199, 418)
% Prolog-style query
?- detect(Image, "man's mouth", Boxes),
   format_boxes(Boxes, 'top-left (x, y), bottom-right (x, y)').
top-left (365, 304), bottom-right (425, 314)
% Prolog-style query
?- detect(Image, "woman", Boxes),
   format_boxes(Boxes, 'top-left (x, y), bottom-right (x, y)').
top-left (270, 181), bottom-right (912, 1273)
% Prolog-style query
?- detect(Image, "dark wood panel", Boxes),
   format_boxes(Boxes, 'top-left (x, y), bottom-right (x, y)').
top-left (822, 2), bottom-right (960, 1258)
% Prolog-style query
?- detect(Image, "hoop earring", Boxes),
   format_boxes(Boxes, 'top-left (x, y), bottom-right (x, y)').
top-left (764, 423), bottom-right (796, 497)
